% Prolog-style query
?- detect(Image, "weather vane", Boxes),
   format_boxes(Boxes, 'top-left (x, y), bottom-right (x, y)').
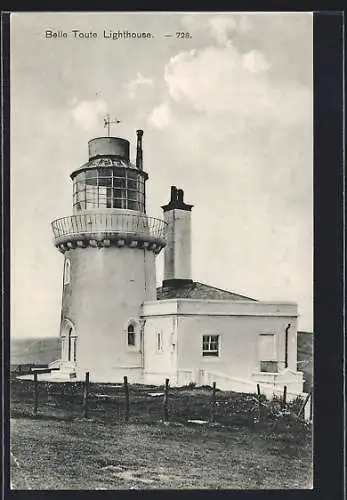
top-left (104, 114), bottom-right (121, 137)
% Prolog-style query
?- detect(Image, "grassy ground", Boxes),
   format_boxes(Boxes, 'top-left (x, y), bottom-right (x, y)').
top-left (10, 379), bottom-right (313, 490)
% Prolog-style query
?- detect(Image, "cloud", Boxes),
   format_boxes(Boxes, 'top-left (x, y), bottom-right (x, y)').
top-left (181, 14), bottom-right (208, 31)
top-left (208, 16), bottom-right (238, 44)
top-left (181, 13), bottom-right (253, 45)
top-left (162, 44), bottom-right (310, 126)
top-left (70, 99), bottom-right (107, 131)
top-left (67, 96), bottom-right (78, 106)
top-left (242, 50), bottom-right (271, 73)
top-left (126, 72), bottom-right (154, 99)
top-left (238, 15), bottom-right (253, 33)
top-left (147, 102), bottom-right (174, 129)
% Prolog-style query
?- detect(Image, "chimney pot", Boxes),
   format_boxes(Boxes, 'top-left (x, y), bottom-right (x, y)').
top-left (171, 186), bottom-right (177, 202)
top-left (161, 186), bottom-right (193, 213)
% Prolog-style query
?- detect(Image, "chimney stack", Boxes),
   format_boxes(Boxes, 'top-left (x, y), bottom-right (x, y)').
top-left (161, 186), bottom-right (193, 285)
top-left (136, 129), bottom-right (143, 170)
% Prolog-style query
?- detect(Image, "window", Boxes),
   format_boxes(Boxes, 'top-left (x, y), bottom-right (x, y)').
top-left (63, 259), bottom-right (71, 285)
top-left (157, 332), bottom-right (163, 352)
top-left (258, 334), bottom-right (277, 372)
top-left (202, 335), bottom-right (219, 357)
top-left (72, 167), bottom-right (145, 212)
top-left (127, 324), bottom-right (135, 346)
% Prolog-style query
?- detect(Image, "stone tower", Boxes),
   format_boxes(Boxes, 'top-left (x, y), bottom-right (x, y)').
top-left (51, 131), bottom-right (167, 381)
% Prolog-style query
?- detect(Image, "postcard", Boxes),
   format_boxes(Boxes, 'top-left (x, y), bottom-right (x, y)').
top-left (8, 11), bottom-right (315, 491)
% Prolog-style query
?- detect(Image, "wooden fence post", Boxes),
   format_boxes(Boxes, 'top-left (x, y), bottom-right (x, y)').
top-left (309, 387), bottom-right (313, 421)
top-left (33, 372), bottom-right (38, 415)
top-left (163, 378), bottom-right (169, 422)
top-left (256, 383), bottom-right (262, 419)
top-left (210, 381), bottom-right (217, 423)
top-left (282, 385), bottom-right (287, 409)
top-left (83, 371), bottom-right (90, 418)
top-left (124, 376), bottom-right (129, 422)
top-left (298, 388), bottom-right (312, 419)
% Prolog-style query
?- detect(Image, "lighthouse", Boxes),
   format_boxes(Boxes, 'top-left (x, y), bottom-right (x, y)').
top-left (47, 128), bottom-right (303, 396)
top-left (51, 131), bottom-right (167, 382)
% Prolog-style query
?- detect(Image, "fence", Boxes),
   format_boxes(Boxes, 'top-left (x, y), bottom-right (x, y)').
top-left (10, 371), bottom-right (313, 426)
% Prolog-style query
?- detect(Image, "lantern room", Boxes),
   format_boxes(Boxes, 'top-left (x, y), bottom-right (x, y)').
top-left (70, 134), bottom-right (148, 214)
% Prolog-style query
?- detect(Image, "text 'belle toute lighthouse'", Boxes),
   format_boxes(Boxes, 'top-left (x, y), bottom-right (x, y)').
top-left (51, 131), bottom-right (167, 381)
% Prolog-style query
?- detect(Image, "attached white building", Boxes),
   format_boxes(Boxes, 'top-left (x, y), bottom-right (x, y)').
top-left (50, 131), bottom-right (304, 396)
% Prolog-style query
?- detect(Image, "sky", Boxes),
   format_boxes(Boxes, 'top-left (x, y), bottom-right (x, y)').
top-left (10, 12), bottom-right (313, 338)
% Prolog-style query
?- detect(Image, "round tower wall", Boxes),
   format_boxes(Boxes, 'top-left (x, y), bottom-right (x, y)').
top-left (60, 246), bottom-right (157, 380)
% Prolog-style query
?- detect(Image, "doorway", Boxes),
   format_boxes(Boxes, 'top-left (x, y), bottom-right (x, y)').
top-left (61, 319), bottom-right (77, 367)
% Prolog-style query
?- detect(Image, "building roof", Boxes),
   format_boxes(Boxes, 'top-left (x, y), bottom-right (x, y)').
top-left (70, 157), bottom-right (147, 180)
top-left (156, 281), bottom-right (257, 301)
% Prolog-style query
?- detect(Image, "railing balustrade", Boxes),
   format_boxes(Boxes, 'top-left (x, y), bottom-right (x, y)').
top-left (51, 213), bottom-right (167, 244)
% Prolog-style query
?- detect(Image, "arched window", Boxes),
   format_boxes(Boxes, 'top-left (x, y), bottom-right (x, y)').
top-left (63, 259), bottom-right (71, 285)
top-left (61, 319), bottom-right (77, 364)
top-left (127, 324), bottom-right (136, 346)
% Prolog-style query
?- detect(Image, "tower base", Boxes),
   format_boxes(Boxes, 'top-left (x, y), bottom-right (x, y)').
top-left (72, 366), bottom-right (144, 384)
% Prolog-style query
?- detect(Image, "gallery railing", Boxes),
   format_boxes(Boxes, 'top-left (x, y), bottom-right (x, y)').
top-left (51, 213), bottom-right (167, 248)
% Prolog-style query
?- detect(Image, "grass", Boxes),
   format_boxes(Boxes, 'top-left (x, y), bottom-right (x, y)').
top-left (10, 378), bottom-right (313, 490)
